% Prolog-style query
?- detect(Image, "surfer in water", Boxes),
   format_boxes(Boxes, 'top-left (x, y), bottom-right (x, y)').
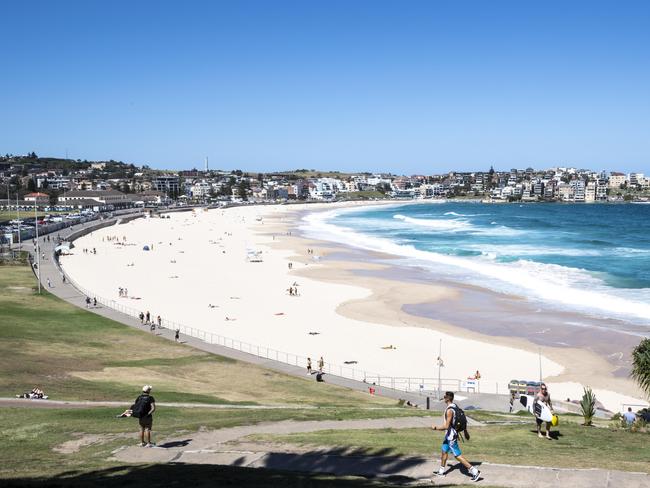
top-left (535, 383), bottom-right (554, 439)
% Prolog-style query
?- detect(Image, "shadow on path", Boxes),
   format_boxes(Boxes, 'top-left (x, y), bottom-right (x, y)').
top-left (1, 463), bottom-right (455, 488)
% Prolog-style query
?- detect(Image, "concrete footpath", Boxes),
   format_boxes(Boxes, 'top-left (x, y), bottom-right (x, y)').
top-left (108, 417), bottom-right (650, 487)
top-left (20, 218), bottom-right (518, 412)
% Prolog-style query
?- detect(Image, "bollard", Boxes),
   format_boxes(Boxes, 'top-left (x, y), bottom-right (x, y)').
top-left (426, 396), bottom-right (431, 410)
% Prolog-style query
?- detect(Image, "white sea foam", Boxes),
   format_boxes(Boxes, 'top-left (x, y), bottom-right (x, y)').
top-left (393, 214), bottom-right (471, 231)
top-left (302, 209), bottom-right (650, 325)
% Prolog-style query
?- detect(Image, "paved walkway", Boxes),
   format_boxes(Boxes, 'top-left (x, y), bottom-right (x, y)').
top-left (108, 417), bottom-right (649, 487)
top-left (19, 214), bottom-right (600, 415)
top-left (17, 215), bottom-right (561, 415)
top-left (0, 397), bottom-right (319, 410)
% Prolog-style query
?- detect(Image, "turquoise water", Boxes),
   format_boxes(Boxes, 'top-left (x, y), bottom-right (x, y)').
top-left (303, 202), bottom-right (650, 326)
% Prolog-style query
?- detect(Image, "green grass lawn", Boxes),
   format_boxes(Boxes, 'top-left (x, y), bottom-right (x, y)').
top-left (248, 421), bottom-right (650, 473)
top-left (0, 209), bottom-right (67, 222)
top-left (0, 264), bottom-right (401, 407)
top-left (0, 263), bottom-right (441, 485)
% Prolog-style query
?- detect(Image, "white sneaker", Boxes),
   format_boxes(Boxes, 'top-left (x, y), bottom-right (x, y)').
top-left (435, 467), bottom-right (446, 477)
top-left (470, 467), bottom-right (480, 481)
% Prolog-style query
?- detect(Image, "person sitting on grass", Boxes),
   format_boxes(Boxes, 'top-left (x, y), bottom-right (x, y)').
top-left (432, 391), bottom-right (480, 482)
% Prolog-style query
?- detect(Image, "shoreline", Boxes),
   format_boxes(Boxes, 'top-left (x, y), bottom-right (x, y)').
top-left (266, 203), bottom-right (649, 408)
top-left (58, 202), bottom-right (648, 411)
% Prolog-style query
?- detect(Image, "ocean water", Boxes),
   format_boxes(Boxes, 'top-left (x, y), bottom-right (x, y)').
top-left (302, 202), bottom-right (650, 328)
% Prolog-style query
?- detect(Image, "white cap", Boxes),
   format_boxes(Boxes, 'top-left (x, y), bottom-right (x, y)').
top-left (142, 385), bottom-right (152, 393)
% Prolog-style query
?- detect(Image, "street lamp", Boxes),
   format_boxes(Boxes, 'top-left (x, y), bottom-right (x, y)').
top-left (437, 338), bottom-right (444, 399)
top-left (34, 200), bottom-right (41, 294)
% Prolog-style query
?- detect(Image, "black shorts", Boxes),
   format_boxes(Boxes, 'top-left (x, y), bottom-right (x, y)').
top-left (536, 417), bottom-right (550, 427)
top-left (139, 415), bottom-right (153, 430)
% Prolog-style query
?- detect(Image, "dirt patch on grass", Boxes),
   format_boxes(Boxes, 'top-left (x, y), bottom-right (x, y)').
top-left (53, 432), bottom-right (134, 454)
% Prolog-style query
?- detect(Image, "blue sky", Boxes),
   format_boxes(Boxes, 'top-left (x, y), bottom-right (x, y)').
top-left (1, 1), bottom-right (649, 174)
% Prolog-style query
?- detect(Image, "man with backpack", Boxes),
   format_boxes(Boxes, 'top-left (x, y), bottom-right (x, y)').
top-left (432, 391), bottom-right (480, 482)
top-left (130, 385), bottom-right (156, 447)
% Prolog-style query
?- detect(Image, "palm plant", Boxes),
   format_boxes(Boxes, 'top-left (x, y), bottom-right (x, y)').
top-left (631, 338), bottom-right (650, 398)
top-left (580, 386), bottom-right (596, 426)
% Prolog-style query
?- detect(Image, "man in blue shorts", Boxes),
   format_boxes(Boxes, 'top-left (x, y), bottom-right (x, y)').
top-left (432, 391), bottom-right (480, 482)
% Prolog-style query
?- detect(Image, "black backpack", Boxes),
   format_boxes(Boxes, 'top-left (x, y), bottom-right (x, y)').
top-left (130, 394), bottom-right (150, 418)
top-left (449, 404), bottom-right (470, 439)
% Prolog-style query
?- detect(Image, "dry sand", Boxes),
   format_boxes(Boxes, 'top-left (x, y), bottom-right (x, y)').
top-left (59, 203), bottom-right (648, 411)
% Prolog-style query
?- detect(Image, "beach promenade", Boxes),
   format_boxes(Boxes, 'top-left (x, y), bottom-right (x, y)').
top-left (18, 218), bottom-right (452, 410)
top-left (20, 209), bottom-right (597, 414)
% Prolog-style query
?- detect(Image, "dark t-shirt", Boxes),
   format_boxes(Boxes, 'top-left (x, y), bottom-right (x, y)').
top-left (134, 394), bottom-right (155, 418)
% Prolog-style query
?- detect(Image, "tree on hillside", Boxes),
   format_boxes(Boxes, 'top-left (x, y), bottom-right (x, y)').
top-left (631, 338), bottom-right (650, 398)
top-left (48, 189), bottom-right (59, 207)
top-left (238, 179), bottom-right (249, 200)
top-left (27, 179), bottom-right (36, 192)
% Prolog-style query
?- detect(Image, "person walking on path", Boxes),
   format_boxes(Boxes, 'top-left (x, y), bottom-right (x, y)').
top-left (131, 385), bottom-right (156, 447)
top-left (307, 357), bottom-right (312, 375)
top-left (318, 356), bottom-right (325, 373)
top-left (145, 311), bottom-right (150, 324)
top-left (85, 296), bottom-right (91, 308)
top-left (432, 391), bottom-right (480, 482)
top-left (535, 383), bottom-right (554, 439)
top-left (174, 329), bottom-right (180, 342)
top-left (157, 315), bottom-right (162, 328)
top-left (139, 312), bottom-right (144, 324)
top-left (46, 278), bottom-right (52, 288)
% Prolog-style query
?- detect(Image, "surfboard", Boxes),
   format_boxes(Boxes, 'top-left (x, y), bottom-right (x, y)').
top-left (519, 394), bottom-right (553, 422)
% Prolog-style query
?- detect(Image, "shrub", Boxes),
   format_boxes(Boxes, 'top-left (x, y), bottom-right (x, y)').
top-left (580, 387), bottom-right (596, 426)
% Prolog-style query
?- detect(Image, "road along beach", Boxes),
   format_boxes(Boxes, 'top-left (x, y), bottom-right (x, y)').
top-left (59, 202), bottom-right (648, 411)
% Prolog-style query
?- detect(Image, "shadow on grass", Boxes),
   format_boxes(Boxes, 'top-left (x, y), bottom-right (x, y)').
top-left (0, 462), bottom-right (462, 488)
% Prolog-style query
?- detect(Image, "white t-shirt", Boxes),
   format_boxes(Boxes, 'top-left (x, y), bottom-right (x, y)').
top-left (445, 403), bottom-right (458, 442)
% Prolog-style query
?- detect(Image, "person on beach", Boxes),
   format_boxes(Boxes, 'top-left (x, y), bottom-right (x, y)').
top-left (307, 357), bottom-right (312, 375)
top-left (175, 329), bottom-right (180, 342)
top-left (131, 385), bottom-right (156, 447)
top-left (318, 356), bottom-right (324, 373)
top-left (534, 383), bottom-right (554, 439)
top-left (432, 391), bottom-right (480, 482)
top-left (93, 297), bottom-right (97, 307)
top-left (150, 322), bottom-right (155, 333)
top-left (46, 278), bottom-right (51, 288)
top-left (85, 296), bottom-right (91, 308)
top-left (157, 315), bottom-right (161, 328)
top-left (145, 311), bottom-right (150, 324)
top-left (139, 312), bottom-right (144, 324)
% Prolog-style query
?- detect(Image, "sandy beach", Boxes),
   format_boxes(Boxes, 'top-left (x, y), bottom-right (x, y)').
top-left (59, 203), bottom-right (648, 411)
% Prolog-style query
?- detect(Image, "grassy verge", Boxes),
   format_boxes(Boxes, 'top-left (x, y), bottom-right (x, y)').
top-left (0, 263), bottom-right (441, 484)
top-left (0, 264), bottom-right (398, 407)
top-left (248, 422), bottom-right (650, 473)
top-left (0, 406), bottom-right (432, 480)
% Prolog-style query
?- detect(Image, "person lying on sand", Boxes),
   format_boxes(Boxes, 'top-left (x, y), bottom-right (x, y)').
top-left (225, 317), bottom-right (236, 321)
top-left (208, 304), bottom-right (218, 308)
top-left (308, 332), bottom-right (320, 335)
top-left (381, 345), bottom-right (397, 350)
